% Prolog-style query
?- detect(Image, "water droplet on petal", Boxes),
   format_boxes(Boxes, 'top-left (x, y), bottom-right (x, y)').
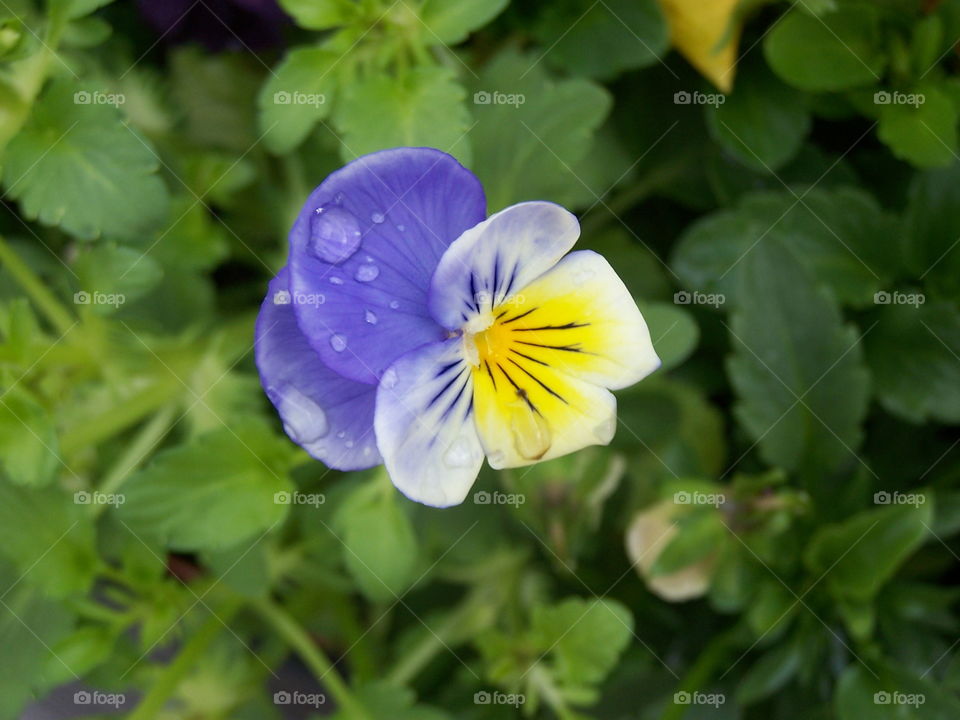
top-left (308, 206), bottom-right (362, 264)
top-left (336, 431), bottom-right (345, 439)
top-left (334, 192), bottom-right (345, 204)
top-left (345, 440), bottom-right (354, 448)
top-left (389, 300), bottom-right (400, 310)
top-left (396, 224), bottom-right (405, 232)
top-left (511, 409), bottom-right (552, 461)
top-left (364, 310), bottom-right (378, 325)
top-left (270, 385), bottom-right (329, 444)
top-left (329, 276), bottom-right (344, 285)
top-left (355, 264), bottom-right (380, 282)
top-left (330, 334), bottom-right (347, 352)
top-left (381, 367), bottom-right (398, 389)
top-left (443, 436), bottom-right (476, 468)
top-left (371, 211), bottom-right (385, 224)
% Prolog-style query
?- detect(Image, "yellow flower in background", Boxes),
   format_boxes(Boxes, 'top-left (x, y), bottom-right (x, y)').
top-left (658, 0), bottom-right (743, 93)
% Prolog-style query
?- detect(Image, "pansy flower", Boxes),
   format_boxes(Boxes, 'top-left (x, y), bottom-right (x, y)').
top-left (255, 148), bottom-right (660, 507)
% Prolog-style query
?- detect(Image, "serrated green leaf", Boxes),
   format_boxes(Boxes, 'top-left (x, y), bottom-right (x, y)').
top-left (74, 243), bottom-right (163, 314)
top-left (877, 86), bottom-right (957, 168)
top-left (117, 418), bottom-right (294, 551)
top-left (279, 0), bottom-right (356, 30)
top-left (865, 301), bottom-right (960, 424)
top-left (1, 80), bottom-right (169, 241)
top-left (726, 241), bottom-right (870, 479)
top-left (334, 66), bottom-right (471, 165)
top-left (0, 387), bottom-right (58, 486)
top-left (258, 46), bottom-right (338, 154)
top-left (419, 0), bottom-right (509, 45)
top-left (470, 49), bottom-right (611, 210)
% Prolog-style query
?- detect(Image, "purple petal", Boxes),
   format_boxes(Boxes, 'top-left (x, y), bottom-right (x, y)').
top-left (427, 202), bottom-right (580, 330)
top-left (255, 269), bottom-right (381, 470)
top-left (374, 337), bottom-right (484, 507)
top-left (288, 147), bottom-right (486, 385)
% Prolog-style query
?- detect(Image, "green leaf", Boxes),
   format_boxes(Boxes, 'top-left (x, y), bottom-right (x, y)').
top-left (258, 46), bottom-right (338, 155)
top-left (531, 598), bottom-right (633, 686)
top-left (649, 508), bottom-right (724, 577)
top-left (0, 483), bottom-right (97, 596)
top-left (470, 49), bottom-right (612, 210)
top-left (903, 161), bottom-right (960, 298)
top-left (639, 302), bottom-right (699, 371)
top-left (334, 66), bottom-right (471, 165)
top-left (865, 301), bottom-right (960, 424)
top-left (764, 5), bottom-right (885, 91)
top-left (278, 0), bottom-right (356, 30)
top-left (117, 418), bottom-right (295, 551)
top-left (737, 635), bottom-right (804, 705)
top-left (0, 388), bottom-right (58, 486)
top-left (331, 681), bottom-right (450, 720)
top-left (419, 0), bottom-right (509, 45)
top-left (534, 0), bottom-right (667, 80)
top-left (706, 60), bottom-right (810, 172)
top-left (74, 243), bottom-right (163, 314)
top-left (334, 475), bottom-right (419, 603)
top-left (1, 80), bottom-right (169, 241)
top-left (877, 86), bottom-right (957, 168)
top-left (837, 662), bottom-right (960, 720)
top-left (805, 500), bottom-right (933, 601)
top-left (726, 241), bottom-right (870, 479)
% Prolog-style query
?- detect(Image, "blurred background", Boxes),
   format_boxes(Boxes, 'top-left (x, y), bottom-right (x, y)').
top-left (1, 0), bottom-right (960, 718)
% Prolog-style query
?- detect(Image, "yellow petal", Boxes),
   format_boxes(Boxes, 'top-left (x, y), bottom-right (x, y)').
top-left (658, 0), bottom-right (742, 93)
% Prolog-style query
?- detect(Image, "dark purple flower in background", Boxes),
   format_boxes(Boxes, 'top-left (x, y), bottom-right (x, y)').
top-left (137, 0), bottom-right (289, 51)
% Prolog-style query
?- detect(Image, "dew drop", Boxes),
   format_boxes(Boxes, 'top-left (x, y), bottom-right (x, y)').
top-left (363, 446), bottom-right (373, 457)
top-left (371, 211), bottom-right (385, 224)
top-left (396, 224), bottom-right (405, 232)
top-left (389, 300), bottom-right (400, 310)
top-left (364, 309), bottom-right (378, 325)
top-left (330, 334), bottom-right (347, 352)
top-left (381, 367), bottom-right (398, 389)
top-left (269, 385), bottom-right (329, 445)
top-left (345, 440), bottom-right (354, 448)
top-left (329, 276), bottom-right (344, 285)
top-left (355, 264), bottom-right (380, 282)
top-left (308, 206), bottom-right (362, 264)
top-left (334, 192), bottom-right (345, 204)
top-left (511, 408), bottom-right (552, 461)
top-left (337, 431), bottom-right (345, 439)
top-left (443, 436), bottom-right (475, 469)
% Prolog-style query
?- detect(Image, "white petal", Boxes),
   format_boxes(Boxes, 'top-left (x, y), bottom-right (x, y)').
top-left (374, 338), bottom-right (485, 507)
top-left (428, 202), bottom-right (580, 329)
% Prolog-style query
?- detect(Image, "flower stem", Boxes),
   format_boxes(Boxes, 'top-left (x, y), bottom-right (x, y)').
top-left (251, 596), bottom-right (369, 718)
top-left (0, 235), bottom-right (75, 336)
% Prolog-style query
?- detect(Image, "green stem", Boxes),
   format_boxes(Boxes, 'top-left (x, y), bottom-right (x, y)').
top-left (93, 403), bottom-right (177, 511)
top-left (60, 379), bottom-right (181, 456)
top-left (0, 235), bottom-right (74, 335)
top-left (128, 599), bottom-right (241, 720)
top-left (251, 596), bottom-right (369, 718)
